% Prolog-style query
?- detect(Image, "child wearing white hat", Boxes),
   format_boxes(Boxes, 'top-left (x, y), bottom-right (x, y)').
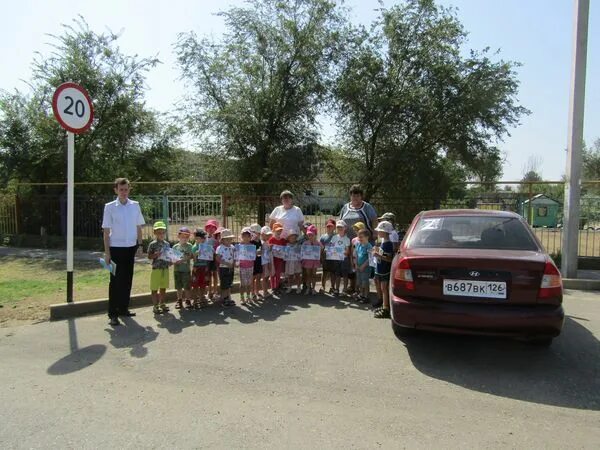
top-left (215, 228), bottom-right (236, 307)
top-left (373, 221), bottom-right (394, 318)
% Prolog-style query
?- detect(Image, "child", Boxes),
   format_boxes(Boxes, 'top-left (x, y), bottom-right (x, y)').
top-left (260, 226), bottom-right (273, 297)
top-left (173, 227), bottom-right (194, 309)
top-left (350, 222), bottom-right (366, 297)
top-left (268, 222), bottom-right (287, 293)
top-left (147, 221), bottom-right (171, 314)
top-left (285, 228), bottom-right (302, 294)
top-left (237, 227), bottom-right (255, 306)
top-left (191, 229), bottom-right (209, 308)
top-left (250, 223), bottom-right (263, 300)
top-left (373, 221), bottom-right (394, 319)
top-left (319, 218), bottom-right (336, 294)
top-left (301, 224), bottom-right (320, 295)
top-left (331, 220), bottom-right (351, 296)
top-left (354, 229), bottom-right (373, 304)
top-left (215, 228), bottom-right (236, 307)
top-left (205, 219), bottom-right (220, 301)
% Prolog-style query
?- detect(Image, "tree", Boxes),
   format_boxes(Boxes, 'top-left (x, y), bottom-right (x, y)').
top-left (519, 155), bottom-right (543, 192)
top-left (333, 0), bottom-right (526, 203)
top-left (583, 138), bottom-right (600, 180)
top-left (0, 17), bottom-right (180, 189)
top-left (175, 0), bottom-right (346, 217)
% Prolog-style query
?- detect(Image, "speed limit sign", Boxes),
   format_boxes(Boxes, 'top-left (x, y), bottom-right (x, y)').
top-left (52, 82), bottom-right (94, 304)
top-left (52, 82), bottom-right (94, 133)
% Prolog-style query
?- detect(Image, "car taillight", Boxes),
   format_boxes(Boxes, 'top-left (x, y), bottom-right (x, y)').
top-left (394, 257), bottom-right (414, 290)
top-left (538, 261), bottom-right (562, 299)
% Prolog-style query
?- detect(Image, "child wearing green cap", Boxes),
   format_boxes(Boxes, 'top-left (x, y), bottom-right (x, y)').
top-left (173, 227), bottom-right (194, 309)
top-left (147, 221), bottom-right (172, 314)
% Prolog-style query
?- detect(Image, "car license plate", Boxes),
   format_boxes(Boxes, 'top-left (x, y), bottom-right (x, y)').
top-left (443, 279), bottom-right (507, 299)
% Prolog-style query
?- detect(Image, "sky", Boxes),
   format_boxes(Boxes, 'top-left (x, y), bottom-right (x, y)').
top-left (0, 0), bottom-right (598, 181)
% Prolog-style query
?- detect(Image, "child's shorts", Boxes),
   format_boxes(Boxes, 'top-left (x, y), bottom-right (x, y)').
top-left (219, 267), bottom-right (234, 289)
top-left (356, 269), bottom-right (370, 287)
top-left (334, 257), bottom-right (351, 277)
top-left (374, 272), bottom-right (390, 283)
top-left (253, 259), bottom-right (263, 275)
top-left (174, 270), bottom-right (191, 290)
top-left (302, 259), bottom-right (320, 270)
top-left (322, 259), bottom-right (335, 273)
top-left (150, 268), bottom-right (169, 291)
top-left (191, 266), bottom-right (208, 289)
top-left (239, 266), bottom-right (253, 286)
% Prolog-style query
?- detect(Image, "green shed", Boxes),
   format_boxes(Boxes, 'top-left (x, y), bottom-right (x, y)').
top-left (520, 194), bottom-right (561, 227)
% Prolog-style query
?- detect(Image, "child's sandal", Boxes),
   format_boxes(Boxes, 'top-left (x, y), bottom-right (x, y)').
top-left (374, 308), bottom-right (390, 319)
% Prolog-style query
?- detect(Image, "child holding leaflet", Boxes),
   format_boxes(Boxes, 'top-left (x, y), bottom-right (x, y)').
top-left (191, 229), bottom-right (209, 308)
top-left (173, 227), bottom-right (194, 309)
top-left (250, 223), bottom-right (263, 301)
top-left (215, 228), bottom-right (236, 307)
top-left (268, 222), bottom-right (287, 293)
top-left (301, 225), bottom-right (320, 295)
top-left (331, 220), bottom-right (351, 296)
top-left (353, 229), bottom-right (373, 304)
top-left (260, 226), bottom-right (273, 298)
top-left (285, 228), bottom-right (302, 294)
top-left (373, 221), bottom-right (394, 319)
top-left (238, 227), bottom-right (255, 306)
top-left (205, 219), bottom-right (220, 301)
top-left (319, 218), bottom-right (336, 294)
top-left (147, 221), bottom-right (171, 314)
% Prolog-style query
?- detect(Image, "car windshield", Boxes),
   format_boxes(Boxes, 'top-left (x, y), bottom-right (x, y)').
top-left (408, 216), bottom-right (539, 251)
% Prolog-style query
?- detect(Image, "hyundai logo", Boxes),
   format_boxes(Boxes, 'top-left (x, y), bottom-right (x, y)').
top-left (469, 271), bottom-right (480, 277)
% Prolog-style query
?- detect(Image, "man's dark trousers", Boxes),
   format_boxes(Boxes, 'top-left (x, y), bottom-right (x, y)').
top-left (108, 245), bottom-right (138, 318)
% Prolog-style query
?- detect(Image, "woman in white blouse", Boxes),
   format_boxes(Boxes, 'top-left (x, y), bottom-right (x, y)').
top-left (269, 190), bottom-right (305, 238)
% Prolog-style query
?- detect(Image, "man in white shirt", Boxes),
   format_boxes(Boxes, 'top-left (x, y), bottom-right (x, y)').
top-left (102, 178), bottom-right (145, 326)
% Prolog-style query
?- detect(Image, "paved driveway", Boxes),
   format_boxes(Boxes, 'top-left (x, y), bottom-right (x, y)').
top-left (0, 291), bottom-right (598, 449)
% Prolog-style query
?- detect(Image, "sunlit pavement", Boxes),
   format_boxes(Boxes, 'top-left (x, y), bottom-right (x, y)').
top-left (1, 291), bottom-right (599, 449)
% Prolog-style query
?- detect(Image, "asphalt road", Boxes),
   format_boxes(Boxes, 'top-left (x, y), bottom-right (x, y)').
top-left (0, 291), bottom-right (599, 449)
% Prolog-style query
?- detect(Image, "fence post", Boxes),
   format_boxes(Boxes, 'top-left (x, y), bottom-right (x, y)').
top-left (14, 194), bottom-right (21, 234)
top-left (162, 195), bottom-right (169, 239)
top-left (222, 195), bottom-right (228, 228)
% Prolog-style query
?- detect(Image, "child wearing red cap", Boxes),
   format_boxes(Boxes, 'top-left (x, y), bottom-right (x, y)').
top-left (204, 219), bottom-right (220, 301)
top-left (301, 225), bottom-right (320, 295)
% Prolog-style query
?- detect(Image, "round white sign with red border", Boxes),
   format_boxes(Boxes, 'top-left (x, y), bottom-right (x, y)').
top-left (52, 82), bottom-right (94, 133)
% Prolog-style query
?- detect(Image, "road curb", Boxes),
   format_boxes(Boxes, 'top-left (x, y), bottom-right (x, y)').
top-left (49, 282), bottom-right (242, 320)
top-left (562, 278), bottom-right (600, 291)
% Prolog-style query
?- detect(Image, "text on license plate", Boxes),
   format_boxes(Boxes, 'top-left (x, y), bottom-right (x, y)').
top-left (443, 279), bottom-right (507, 299)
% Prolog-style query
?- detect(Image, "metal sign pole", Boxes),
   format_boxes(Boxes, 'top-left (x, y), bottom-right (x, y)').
top-left (67, 131), bottom-right (74, 302)
top-left (562, 0), bottom-right (590, 278)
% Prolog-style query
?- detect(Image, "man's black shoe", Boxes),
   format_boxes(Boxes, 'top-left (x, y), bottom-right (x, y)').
top-left (109, 317), bottom-right (121, 326)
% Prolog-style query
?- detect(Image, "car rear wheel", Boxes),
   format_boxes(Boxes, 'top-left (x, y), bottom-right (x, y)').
top-left (391, 321), bottom-right (415, 338)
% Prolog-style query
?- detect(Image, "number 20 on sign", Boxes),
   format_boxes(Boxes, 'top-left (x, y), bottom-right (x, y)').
top-left (52, 82), bottom-right (94, 303)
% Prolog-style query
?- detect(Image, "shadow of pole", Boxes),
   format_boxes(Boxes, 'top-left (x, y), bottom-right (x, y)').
top-left (47, 318), bottom-right (106, 376)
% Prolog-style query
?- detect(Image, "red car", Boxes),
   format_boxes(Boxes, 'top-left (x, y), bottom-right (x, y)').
top-left (390, 209), bottom-right (564, 346)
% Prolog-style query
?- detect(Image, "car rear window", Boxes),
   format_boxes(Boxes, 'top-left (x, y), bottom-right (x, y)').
top-left (407, 216), bottom-right (539, 251)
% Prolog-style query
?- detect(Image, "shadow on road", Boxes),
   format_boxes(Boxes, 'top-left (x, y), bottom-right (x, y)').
top-left (47, 318), bottom-right (106, 375)
top-left (104, 317), bottom-right (158, 358)
top-left (396, 316), bottom-right (600, 410)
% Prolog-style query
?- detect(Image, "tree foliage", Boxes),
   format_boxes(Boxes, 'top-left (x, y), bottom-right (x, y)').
top-left (334, 0), bottom-right (528, 201)
top-left (0, 17), bottom-right (180, 189)
top-left (175, 0), bottom-right (346, 192)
